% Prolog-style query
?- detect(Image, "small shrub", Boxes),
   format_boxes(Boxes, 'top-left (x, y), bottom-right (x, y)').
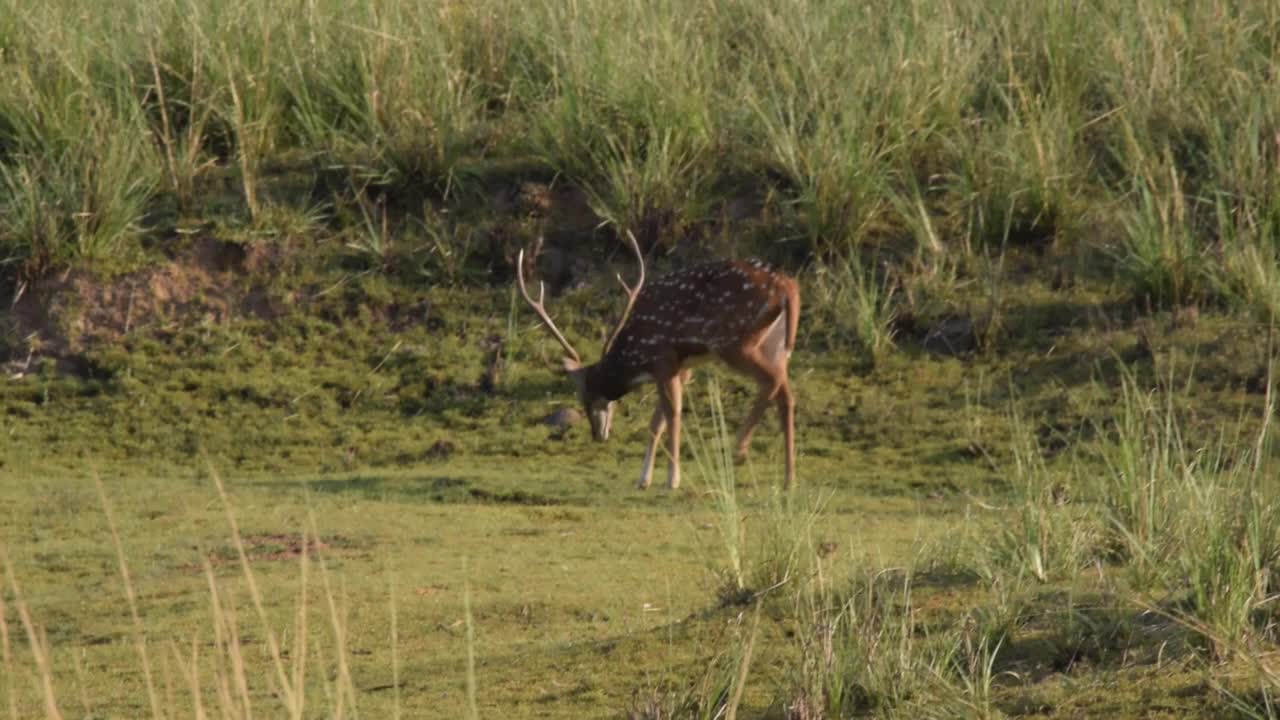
top-left (1113, 166), bottom-right (1219, 308)
top-left (810, 252), bottom-right (898, 364)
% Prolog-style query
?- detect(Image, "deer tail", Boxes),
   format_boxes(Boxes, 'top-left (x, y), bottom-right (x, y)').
top-left (784, 277), bottom-right (800, 354)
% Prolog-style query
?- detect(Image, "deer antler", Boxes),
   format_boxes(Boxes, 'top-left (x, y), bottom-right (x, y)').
top-left (604, 230), bottom-right (646, 354)
top-left (516, 240), bottom-right (581, 364)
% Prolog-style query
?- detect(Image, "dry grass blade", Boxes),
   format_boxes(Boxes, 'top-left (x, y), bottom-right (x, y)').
top-left (168, 639), bottom-right (209, 720)
top-left (307, 511), bottom-right (357, 719)
top-left (209, 462), bottom-right (299, 715)
top-left (386, 550), bottom-right (402, 720)
top-left (94, 472), bottom-right (164, 720)
top-left (147, 39), bottom-right (180, 201)
top-left (724, 605), bottom-right (761, 720)
top-left (69, 648), bottom-right (92, 718)
top-left (464, 557), bottom-right (479, 720)
top-left (291, 527), bottom-right (311, 720)
top-left (0, 549), bottom-right (62, 720)
top-left (200, 552), bottom-right (247, 720)
top-left (0, 573), bottom-right (17, 720)
top-left (223, 54), bottom-right (260, 221)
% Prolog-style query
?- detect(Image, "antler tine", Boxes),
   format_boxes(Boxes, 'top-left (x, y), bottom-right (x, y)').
top-left (604, 230), bottom-right (646, 354)
top-left (516, 245), bottom-right (581, 364)
top-left (615, 230), bottom-right (645, 294)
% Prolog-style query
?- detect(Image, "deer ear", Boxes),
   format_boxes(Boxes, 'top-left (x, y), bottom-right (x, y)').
top-left (563, 357), bottom-right (588, 396)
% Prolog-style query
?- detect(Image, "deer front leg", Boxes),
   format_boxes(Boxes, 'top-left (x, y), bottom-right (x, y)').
top-left (638, 403), bottom-right (667, 490)
top-left (658, 371), bottom-right (685, 490)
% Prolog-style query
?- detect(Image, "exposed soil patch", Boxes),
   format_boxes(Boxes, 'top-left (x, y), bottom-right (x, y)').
top-left (181, 532), bottom-right (362, 572)
top-left (425, 439), bottom-right (457, 461)
top-left (468, 487), bottom-right (564, 506)
top-left (8, 236), bottom-right (281, 363)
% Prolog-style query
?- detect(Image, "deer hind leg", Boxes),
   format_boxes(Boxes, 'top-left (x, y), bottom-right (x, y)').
top-left (762, 315), bottom-right (797, 489)
top-left (723, 313), bottom-right (792, 468)
top-left (735, 383), bottom-right (774, 464)
top-left (742, 371), bottom-right (795, 488)
top-left (776, 377), bottom-right (795, 489)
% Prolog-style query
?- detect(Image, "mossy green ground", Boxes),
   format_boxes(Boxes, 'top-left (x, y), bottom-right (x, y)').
top-left (0, 272), bottom-right (1272, 717)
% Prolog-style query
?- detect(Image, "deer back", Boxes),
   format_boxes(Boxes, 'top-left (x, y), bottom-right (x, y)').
top-left (606, 259), bottom-right (794, 372)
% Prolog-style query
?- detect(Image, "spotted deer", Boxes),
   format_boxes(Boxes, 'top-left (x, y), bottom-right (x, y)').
top-left (517, 233), bottom-right (800, 489)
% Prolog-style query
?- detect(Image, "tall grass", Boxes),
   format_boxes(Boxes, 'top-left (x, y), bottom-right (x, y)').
top-left (0, 60), bottom-right (160, 276)
top-left (3, 0), bottom-right (1280, 313)
top-left (685, 374), bottom-right (824, 605)
top-left (1089, 366), bottom-right (1280, 658)
top-left (810, 251), bottom-right (898, 363)
top-left (980, 400), bottom-right (1104, 585)
top-left (962, 358), bottom-right (1280, 670)
top-left (786, 563), bottom-right (1008, 720)
top-left (626, 607), bottom-right (761, 720)
top-left (684, 375), bottom-right (748, 600)
top-left (521, 1), bottom-right (721, 240)
top-left (1114, 163), bottom-right (1215, 308)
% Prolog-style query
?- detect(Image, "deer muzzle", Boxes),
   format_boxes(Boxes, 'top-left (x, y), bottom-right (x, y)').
top-left (588, 402), bottom-right (614, 441)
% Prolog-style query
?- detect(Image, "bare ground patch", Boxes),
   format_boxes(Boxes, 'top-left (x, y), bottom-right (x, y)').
top-left (180, 532), bottom-right (365, 572)
top-left (7, 236), bottom-right (283, 369)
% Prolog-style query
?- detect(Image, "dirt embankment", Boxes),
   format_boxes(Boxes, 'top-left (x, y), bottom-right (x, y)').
top-left (6, 236), bottom-right (284, 375)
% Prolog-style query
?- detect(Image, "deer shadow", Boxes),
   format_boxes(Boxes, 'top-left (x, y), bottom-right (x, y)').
top-left (251, 472), bottom-right (570, 507)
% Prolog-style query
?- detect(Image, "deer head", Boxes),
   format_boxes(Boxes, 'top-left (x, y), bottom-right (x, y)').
top-left (516, 233), bottom-right (645, 442)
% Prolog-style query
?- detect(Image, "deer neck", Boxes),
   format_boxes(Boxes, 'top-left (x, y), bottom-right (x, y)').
top-left (586, 352), bottom-right (645, 402)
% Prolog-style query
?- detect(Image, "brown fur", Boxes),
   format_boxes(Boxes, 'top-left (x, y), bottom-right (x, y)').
top-left (519, 249), bottom-right (801, 490)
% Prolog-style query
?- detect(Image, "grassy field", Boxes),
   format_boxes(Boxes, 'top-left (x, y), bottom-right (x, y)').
top-left (4, 0), bottom-right (1280, 718)
top-left (3, 284), bottom-right (1278, 718)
